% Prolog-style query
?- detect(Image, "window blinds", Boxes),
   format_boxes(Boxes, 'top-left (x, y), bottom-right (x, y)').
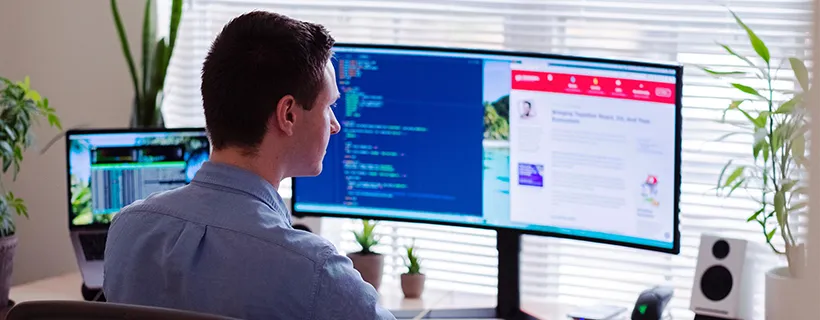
top-left (159, 1), bottom-right (814, 319)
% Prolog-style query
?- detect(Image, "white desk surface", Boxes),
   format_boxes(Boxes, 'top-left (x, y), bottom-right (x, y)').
top-left (9, 272), bottom-right (575, 319)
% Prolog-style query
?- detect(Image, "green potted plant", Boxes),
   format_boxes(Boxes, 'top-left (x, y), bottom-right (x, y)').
top-left (348, 220), bottom-right (383, 290)
top-left (401, 239), bottom-right (425, 298)
top-left (0, 76), bottom-right (61, 308)
top-left (110, 0), bottom-right (183, 128)
top-left (704, 10), bottom-right (809, 320)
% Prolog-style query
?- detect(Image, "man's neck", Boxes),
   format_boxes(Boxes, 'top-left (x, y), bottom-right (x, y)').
top-left (209, 148), bottom-right (285, 190)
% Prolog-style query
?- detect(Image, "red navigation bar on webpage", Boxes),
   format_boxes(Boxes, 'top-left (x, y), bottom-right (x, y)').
top-left (511, 70), bottom-right (677, 104)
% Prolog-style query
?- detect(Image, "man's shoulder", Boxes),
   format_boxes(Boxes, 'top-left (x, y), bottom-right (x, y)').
top-left (115, 183), bottom-right (265, 222)
top-left (115, 196), bottom-right (336, 265)
top-left (117, 185), bottom-right (195, 213)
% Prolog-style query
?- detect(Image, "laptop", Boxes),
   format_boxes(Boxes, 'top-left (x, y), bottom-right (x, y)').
top-left (66, 128), bottom-right (210, 289)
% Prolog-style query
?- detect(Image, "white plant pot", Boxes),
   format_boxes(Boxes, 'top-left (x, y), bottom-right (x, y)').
top-left (765, 266), bottom-right (799, 320)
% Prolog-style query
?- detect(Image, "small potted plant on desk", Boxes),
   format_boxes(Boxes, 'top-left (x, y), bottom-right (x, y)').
top-left (401, 240), bottom-right (425, 299)
top-left (0, 76), bottom-right (61, 309)
top-left (348, 220), bottom-right (384, 290)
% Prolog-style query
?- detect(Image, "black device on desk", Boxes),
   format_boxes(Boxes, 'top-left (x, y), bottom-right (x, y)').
top-left (631, 286), bottom-right (674, 320)
top-left (292, 43), bottom-right (684, 320)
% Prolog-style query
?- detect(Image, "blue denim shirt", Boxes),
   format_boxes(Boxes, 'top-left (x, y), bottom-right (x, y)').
top-left (103, 161), bottom-right (396, 320)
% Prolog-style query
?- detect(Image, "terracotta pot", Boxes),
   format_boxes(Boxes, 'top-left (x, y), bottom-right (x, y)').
top-left (0, 235), bottom-right (17, 309)
top-left (347, 252), bottom-right (384, 290)
top-left (401, 273), bottom-right (425, 298)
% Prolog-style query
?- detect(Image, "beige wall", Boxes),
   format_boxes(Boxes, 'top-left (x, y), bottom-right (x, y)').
top-left (0, 0), bottom-right (143, 285)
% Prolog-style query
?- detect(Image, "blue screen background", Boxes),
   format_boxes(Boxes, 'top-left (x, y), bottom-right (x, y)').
top-left (295, 53), bottom-right (485, 216)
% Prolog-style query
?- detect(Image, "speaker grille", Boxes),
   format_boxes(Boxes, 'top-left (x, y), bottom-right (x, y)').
top-left (712, 239), bottom-right (730, 259)
top-left (700, 265), bottom-right (733, 301)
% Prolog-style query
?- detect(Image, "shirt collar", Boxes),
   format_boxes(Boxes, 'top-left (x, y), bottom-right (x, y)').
top-left (191, 161), bottom-right (291, 226)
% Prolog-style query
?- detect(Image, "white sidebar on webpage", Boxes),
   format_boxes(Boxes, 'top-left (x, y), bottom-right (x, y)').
top-left (508, 64), bottom-right (677, 243)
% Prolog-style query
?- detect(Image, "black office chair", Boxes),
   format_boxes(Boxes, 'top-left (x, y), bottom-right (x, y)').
top-left (5, 300), bottom-right (240, 320)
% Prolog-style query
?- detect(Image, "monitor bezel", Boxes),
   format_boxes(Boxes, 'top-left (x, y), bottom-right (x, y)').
top-left (292, 43), bottom-right (683, 255)
top-left (65, 127), bottom-right (208, 231)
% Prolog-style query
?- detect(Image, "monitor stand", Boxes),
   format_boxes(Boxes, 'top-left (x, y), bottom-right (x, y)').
top-left (390, 229), bottom-right (537, 320)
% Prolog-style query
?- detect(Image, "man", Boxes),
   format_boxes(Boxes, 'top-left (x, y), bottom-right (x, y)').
top-left (103, 11), bottom-right (396, 320)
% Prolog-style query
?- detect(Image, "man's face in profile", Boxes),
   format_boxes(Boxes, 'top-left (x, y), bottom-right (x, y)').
top-left (290, 60), bottom-right (341, 177)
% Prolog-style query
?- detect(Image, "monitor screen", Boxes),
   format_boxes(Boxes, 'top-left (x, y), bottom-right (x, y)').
top-left (66, 129), bottom-right (210, 228)
top-left (292, 44), bottom-right (682, 253)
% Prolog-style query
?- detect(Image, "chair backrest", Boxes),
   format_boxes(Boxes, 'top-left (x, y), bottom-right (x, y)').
top-left (5, 300), bottom-right (240, 320)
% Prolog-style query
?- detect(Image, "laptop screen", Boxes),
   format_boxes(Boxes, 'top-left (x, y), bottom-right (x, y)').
top-left (67, 129), bottom-right (210, 228)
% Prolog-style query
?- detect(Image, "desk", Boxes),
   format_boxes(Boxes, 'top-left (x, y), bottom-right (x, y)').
top-left (8, 272), bottom-right (575, 319)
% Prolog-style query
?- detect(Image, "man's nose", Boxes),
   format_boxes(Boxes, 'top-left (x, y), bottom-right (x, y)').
top-left (330, 112), bottom-right (341, 135)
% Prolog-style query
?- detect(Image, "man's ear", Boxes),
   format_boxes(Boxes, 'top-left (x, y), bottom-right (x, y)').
top-left (275, 95), bottom-right (297, 136)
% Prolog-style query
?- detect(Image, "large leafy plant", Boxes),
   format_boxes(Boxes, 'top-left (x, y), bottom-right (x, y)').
top-left (110, 0), bottom-right (183, 128)
top-left (706, 10), bottom-right (810, 276)
top-left (0, 77), bottom-right (62, 237)
top-left (353, 220), bottom-right (380, 254)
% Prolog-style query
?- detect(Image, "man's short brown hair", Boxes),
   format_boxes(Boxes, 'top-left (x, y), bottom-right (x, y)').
top-left (201, 11), bottom-right (335, 150)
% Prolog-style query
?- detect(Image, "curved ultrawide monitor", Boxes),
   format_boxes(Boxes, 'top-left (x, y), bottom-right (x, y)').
top-left (293, 44), bottom-right (682, 254)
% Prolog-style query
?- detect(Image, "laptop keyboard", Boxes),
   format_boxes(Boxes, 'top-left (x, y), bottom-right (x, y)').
top-left (79, 233), bottom-right (107, 261)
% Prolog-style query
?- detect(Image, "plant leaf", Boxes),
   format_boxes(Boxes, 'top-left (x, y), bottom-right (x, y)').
top-left (792, 128), bottom-right (806, 158)
top-left (775, 94), bottom-right (802, 114)
top-left (790, 200), bottom-right (808, 212)
top-left (717, 160), bottom-right (733, 192)
top-left (730, 10), bottom-right (770, 64)
top-left (782, 180), bottom-right (798, 193)
top-left (47, 113), bottom-right (61, 131)
top-left (732, 83), bottom-right (767, 100)
top-left (748, 208), bottom-right (764, 222)
top-left (727, 178), bottom-right (745, 197)
top-left (166, 0), bottom-right (183, 66)
top-left (767, 227), bottom-right (777, 242)
top-left (774, 189), bottom-right (786, 227)
top-left (734, 106), bottom-right (758, 126)
top-left (789, 57), bottom-right (809, 92)
top-left (722, 100), bottom-right (746, 122)
top-left (0, 141), bottom-right (13, 157)
top-left (141, 0), bottom-right (157, 105)
top-left (718, 43), bottom-right (758, 70)
top-left (724, 166), bottom-right (745, 188)
top-left (753, 139), bottom-right (768, 161)
top-left (110, 0), bottom-right (142, 105)
top-left (771, 125), bottom-right (785, 152)
top-left (3, 126), bottom-right (15, 141)
top-left (753, 111), bottom-right (769, 128)
top-left (703, 68), bottom-right (745, 76)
